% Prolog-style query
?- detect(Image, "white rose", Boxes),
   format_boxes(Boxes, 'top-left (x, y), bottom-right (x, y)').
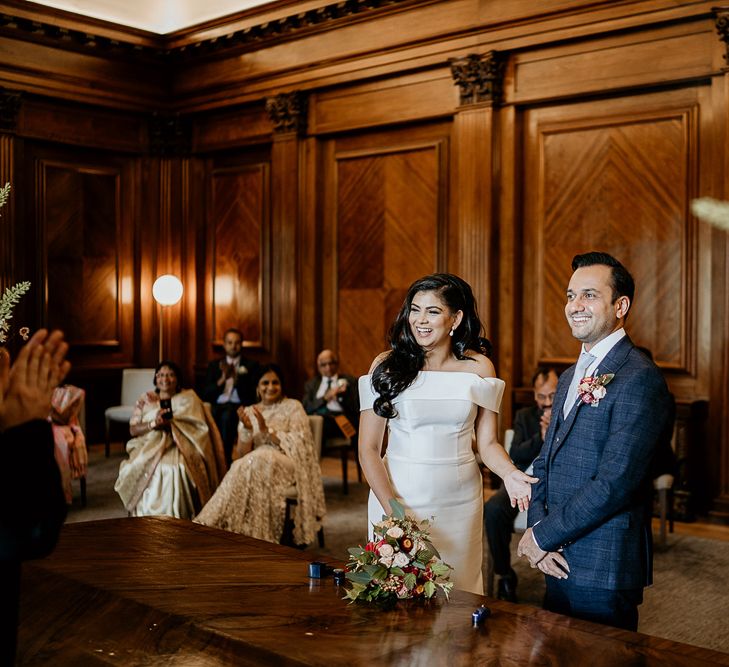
top-left (386, 526), bottom-right (404, 539)
top-left (378, 543), bottom-right (394, 557)
top-left (337, 378), bottom-right (348, 389)
top-left (237, 366), bottom-right (248, 375)
top-left (379, 556), bottom-right (393, 567)
top-left (393, 551), bottom-right (410, 567)
top-left (593, 386), bottom-right (607, 400)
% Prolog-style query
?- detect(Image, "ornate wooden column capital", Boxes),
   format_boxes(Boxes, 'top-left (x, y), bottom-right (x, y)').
top-left (0, 87), bottom-right (22, 133)
top-left (149, 112), bottom-right (191, 156)
top-left (714, 7), bottom-right (729, 68)
top-left (265, 91), bottom-right (308, 135)
top-left (450, 51), bottom-right (506, 107)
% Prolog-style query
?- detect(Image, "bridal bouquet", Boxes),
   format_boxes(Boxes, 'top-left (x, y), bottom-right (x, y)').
top-left (344, 499), bottom-right (453, 604)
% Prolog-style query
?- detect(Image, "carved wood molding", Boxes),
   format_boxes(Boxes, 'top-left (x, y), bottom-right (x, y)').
top-left (713, 6), bottom-right (729, 69)
top-left (149, 113), bottom-right (192, 156)
top-left (450, 51), bottom-right (506, 107)
top-left (265, 92), bottom-right (308, 135)
top-left (0, 0), bottom-right (417, 63)
top-left (0, 87), bottom-right (22, 132)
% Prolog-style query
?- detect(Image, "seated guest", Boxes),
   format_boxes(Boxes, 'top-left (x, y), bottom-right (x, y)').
top-left (115, 361), bottom-right (226, 519)
top-left (201, 328), bottom-right (259, 466)
top-left (196, 364), bottom-right (326, 545)
top-left (484, 366), bottom-right (559, 602)
top-left (302, 349), bottom-right (359, 441)
top-left (49, 384), bottom-right (88, 504)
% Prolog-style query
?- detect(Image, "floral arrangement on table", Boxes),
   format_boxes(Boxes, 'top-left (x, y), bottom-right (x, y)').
top-left (0, 182), bottom-right (31, 345)
top-left (577, 373), bottom-right (614, 408)
top-left (344, 499), bottom-right (453, 604)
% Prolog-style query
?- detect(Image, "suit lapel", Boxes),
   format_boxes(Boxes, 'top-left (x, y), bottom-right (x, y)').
top-left (549, 334), bottom-right (635, 461)
top-left (542, 367), bottom-right (573, 463)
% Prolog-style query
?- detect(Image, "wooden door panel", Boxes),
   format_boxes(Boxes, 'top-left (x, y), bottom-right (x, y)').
top-left (209, 163), bottom-right (269, 347)
top-left (332, 139), bottom-right (443, 376)
top-left (524, 97), bottom-right (697, 380)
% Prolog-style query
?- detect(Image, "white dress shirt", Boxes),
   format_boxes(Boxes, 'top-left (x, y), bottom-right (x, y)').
top-left (316, 374), bottom-right (343, 413)
top-left (217, 355), bottom-right (242, 404)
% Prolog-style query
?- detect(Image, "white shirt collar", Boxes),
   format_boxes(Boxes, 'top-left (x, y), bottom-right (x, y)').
top-left (582, 327), bottom-right (626, 374)
top-left (226, 355), bottom-right (240, 365)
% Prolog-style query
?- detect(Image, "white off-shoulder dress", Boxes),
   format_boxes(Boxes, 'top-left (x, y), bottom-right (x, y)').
top-left (359, 371), bottom-right (505, 595)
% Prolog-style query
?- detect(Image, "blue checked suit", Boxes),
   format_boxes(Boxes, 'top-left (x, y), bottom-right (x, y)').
top-left (528, 334), bottom-right (672, 591)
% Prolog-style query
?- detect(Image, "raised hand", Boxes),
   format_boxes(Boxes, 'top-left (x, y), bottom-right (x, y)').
top-left (237, 405), bottom-right (253, 430)
top-left (0, 329), bottom-right (70, 431)
top-left (503, 469), bottom-right (538, 512)
top-left (251, 405), bottom-right (267, 432)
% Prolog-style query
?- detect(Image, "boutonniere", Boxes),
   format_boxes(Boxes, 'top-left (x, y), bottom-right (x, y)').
top-left (577, 373), bottom-right (615, 408)
top-left (237, 365), bottom-right (248, 375)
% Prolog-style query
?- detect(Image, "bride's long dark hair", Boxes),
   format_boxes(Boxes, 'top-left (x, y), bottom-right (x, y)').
top-left (372, 273), bottom-right (491, 418)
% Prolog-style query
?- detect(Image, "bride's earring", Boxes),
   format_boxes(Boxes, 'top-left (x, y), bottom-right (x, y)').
top-left (449, 327), bottom-right (455, 337)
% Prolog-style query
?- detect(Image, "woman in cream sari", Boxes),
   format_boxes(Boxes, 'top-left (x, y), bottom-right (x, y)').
top-left (115, 361), bottom-right (226, 519)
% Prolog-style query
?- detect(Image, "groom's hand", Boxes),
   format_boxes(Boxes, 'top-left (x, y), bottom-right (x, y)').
top-left (537, 551), bottom-right (570, 580)
top-left (517, 527), bottom-right (547, 567)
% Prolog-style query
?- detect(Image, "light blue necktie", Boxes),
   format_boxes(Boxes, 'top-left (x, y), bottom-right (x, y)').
top-left (563, 351), bottom-right (596, 418)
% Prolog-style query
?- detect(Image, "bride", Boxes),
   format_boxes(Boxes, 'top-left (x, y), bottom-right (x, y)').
top-left (358, 273), bottom-right (536, 595)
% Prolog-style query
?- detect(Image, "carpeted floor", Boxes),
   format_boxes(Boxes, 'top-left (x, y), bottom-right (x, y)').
top-left (67, 447), bottom-right (729, 655)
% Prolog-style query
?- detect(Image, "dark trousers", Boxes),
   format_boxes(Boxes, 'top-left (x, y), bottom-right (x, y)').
top-left (484, 485), bottom-right (519, 576)
top-left (212, 402), bottom-right (241, 466)
top-left (544, 575), bottom-right (643, 631)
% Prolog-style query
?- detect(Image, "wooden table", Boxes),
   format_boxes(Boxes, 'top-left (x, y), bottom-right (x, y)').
top-left (18, 518), bottom-right (729, 665)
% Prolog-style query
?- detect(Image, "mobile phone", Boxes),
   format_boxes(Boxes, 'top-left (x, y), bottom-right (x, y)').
top-left (160, 398), bottom-right (173, 420)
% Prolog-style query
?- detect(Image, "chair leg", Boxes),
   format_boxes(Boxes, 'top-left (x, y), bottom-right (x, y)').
top-left (353, 443), bottom-right (363, 483)
top-left (317, 526), bottom-right (325, 548)
top-left (340, 448), bottom-right (349, 495)
top-left (668, 488), bottom-right (674, 534)
top-left (484, 542), bottom-right (495, 597)
top-left (657, 488), bottom-right (667, 548)
top-left (105, 417), bottom-right (111, 458)
top-left (80, 476), bottom-right (87, 507)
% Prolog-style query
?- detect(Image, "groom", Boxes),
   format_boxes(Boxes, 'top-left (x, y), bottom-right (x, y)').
top-left (517, 251), bottom-right (672, 631)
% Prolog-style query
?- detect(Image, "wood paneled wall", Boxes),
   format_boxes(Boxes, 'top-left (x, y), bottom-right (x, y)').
top-left (0, 0), bottom-right (728, 520)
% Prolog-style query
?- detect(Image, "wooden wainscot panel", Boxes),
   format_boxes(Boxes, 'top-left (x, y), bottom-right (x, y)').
top-left (327, 129), bottom-right (448, 376)
top-left (193, 105), bottom-right (271, 151)
top-left (310, 70), bottom-right (457, 135)
top-left (512, 20), bottom-right (717, 105)
top-left (34, 153), bottom-right (135, 368)
top-left (522, 89), bottom-right (702, 383)
top-left (207, 161), bottom-right (270, 350)
top-left (19, 99), bottom-right (148, 153)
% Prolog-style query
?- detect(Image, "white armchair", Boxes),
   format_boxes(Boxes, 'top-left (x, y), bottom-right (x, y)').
top-left (104, 368), bottom-right (155, 457)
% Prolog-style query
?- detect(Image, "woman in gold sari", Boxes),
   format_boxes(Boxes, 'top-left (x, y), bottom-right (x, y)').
top-left (114, 361), bottom-right (226, 519)
top-left (196, 363), bottom-right (326, 545)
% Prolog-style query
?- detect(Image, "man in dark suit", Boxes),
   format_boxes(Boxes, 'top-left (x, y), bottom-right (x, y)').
top-left (1, 330), bottom-right (69, 663)
top-left (518, 251), bottom-right (672, 631)
top-left (484, 366), bottom-right (558, 602)
top-left (201, 328), bottom-right (259, 466)
top-left (302, 349), bottom-right (358, 441)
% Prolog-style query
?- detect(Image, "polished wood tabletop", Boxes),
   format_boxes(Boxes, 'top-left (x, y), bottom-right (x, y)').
top-left (17, 518), bottom-right (729, 665)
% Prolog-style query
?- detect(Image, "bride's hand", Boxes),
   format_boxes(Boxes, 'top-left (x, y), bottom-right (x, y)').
top-left (504, 470), bottom-right (538, 512)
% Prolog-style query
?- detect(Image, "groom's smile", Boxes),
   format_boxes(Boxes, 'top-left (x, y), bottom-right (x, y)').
top-left (565, 264), bottom-right (626, 350)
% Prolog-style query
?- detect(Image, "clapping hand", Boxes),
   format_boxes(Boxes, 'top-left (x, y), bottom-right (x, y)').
top-left (237, 405), bottom-right (267, 432)
top-left (503, 469), bottom-right (538, 512)
top-left (0, 329), bottom-right (70, 431)
top-left (539, 407), bottom-right (552, 440)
